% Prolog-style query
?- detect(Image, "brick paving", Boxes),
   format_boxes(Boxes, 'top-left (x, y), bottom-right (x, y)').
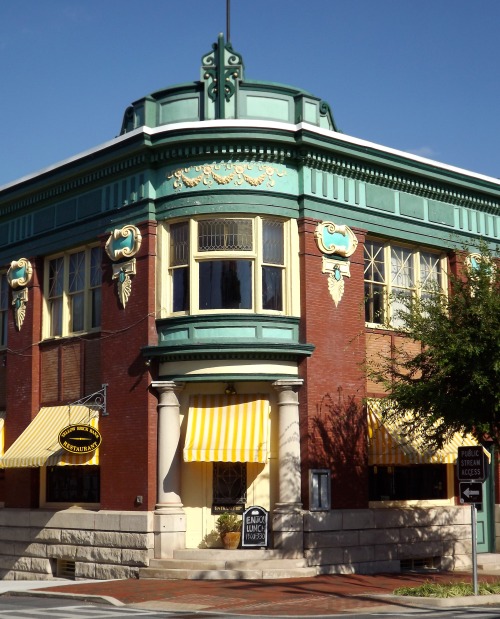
top-left (40, 572), bottom-right (500, 615)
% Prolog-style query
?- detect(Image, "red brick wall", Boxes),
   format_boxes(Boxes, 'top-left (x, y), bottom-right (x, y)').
top-left (298, 217), bottom-right (368, 509)
top-left (99, 221), bottom-right (158, 511)
top-left (3, 222), bottom-right (159, 511)
top-left (5, 257), bottom-right (43, 507)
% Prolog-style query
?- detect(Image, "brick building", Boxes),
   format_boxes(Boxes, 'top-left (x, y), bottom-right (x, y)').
top-left (0, 36), bottom-right (498, 579)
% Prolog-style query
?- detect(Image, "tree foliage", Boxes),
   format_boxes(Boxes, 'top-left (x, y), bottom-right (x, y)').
top-left (368, 243), bottom-right (500, 450)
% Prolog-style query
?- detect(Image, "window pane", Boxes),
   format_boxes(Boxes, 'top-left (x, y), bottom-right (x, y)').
top-left (369, 465), bottom-right (446, 501)
top-left (90, 247), bottom-right (102, 287)
top-left (262, 265), bottom-right (283, 311)
top-left (50, 297), bottom-right (63, 337)
top-left (91, 288), bottom-right (101, 329)
top-left (364, 282), bottom-right (385, 324)
top-left (69, 252), bottom-right (85, 293)
top-left (173, 267), bottom-right (189, 312)
top-left (46, 466), bottom-right (100, 503)
top-left (263, 220), bottom-right (284, 265)
top-left (391, 247), bottom-right (414, 289)
top-left (199, 260), bottom-right (252, 309)
top-left (198, 219), bottom-right (252, 251)
top-left (213, 462), bottom-right (247, 505)
top-left (49, 257), bottom-right (64, 298)
top-left (391, 289), bottom-right (412, 328)
top-left (364, 241), bottom-right (385, 283)
top-left (71, 292), bottom-right (85, 332)
top-left (170, 222), bottom-right (189, 266)
top-left (420, 251), bottom-right (441, 290)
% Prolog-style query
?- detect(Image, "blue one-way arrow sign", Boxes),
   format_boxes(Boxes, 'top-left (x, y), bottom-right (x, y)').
top-left (459, 481), bottom-right (483, 505)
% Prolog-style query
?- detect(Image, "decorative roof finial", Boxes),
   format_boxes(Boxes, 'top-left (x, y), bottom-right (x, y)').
top-left (201, 33), bottom-right (244, 120)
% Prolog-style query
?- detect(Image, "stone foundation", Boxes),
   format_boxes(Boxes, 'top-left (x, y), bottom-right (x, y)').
top-left (0, 505), bottom-right (473, 580)
top-left (0, 509), bottom-right (154, 580)
top-left (303, 507), bottom-right (473, 574)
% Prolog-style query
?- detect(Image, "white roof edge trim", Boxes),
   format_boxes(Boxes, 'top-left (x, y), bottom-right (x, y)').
top-left (1, 119), bottom-right (499, 192)
top-left (0, 127), bottom-right (146, 193)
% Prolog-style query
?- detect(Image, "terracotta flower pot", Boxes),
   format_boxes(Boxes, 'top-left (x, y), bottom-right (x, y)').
top-left (221, 531), bottom-right (241, 549)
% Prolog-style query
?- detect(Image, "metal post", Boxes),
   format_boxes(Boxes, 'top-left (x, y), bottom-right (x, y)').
top-left (471, 504), bottom-right (478, 595)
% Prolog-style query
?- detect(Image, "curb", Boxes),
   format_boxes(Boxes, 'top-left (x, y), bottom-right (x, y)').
top-left (363, 592), bottom-right (500, 609)
top-left (3, 590), bottom-right (124, 607)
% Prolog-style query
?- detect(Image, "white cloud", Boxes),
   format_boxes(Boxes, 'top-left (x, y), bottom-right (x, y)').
top-left (405, 146), bottom-right (438, 159)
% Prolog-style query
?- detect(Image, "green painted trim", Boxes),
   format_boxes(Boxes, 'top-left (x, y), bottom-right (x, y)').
top-left (155, 191), bottom-right (299, 220)
top-left (143, 345), bottom-right (314, 363)
top-left (3, 118), bottom-right (500, 263)
top-left (301, 195), bottom-right (499, 250)
top-left (143, 315), bottom-right (314, 363)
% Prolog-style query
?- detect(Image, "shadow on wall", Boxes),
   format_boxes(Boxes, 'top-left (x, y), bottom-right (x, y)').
top-left (309, 389), bottom-right (369, 509)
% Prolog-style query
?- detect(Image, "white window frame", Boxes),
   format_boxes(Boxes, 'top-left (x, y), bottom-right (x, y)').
top-left (364, 239), bottom-right (447, 328)
top-left (43, 245), bottom-right (102, 339)
top-left (162, 216), bottom-right (298, 317)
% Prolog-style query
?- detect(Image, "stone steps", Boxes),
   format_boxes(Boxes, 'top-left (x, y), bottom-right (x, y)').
top-left (139, 548), bottom-right (317, 580)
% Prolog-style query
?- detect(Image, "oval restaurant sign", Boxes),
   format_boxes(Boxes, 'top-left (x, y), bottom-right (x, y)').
top-left (58, 425), bottom-right (102, 454)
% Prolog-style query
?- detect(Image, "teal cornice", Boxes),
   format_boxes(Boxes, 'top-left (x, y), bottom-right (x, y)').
top-left (142, 343), bottom-right (314, 363)
top-left (0, 152), bottom-right (149, 219)
top-left (149, 135), bottom-right (297, 164)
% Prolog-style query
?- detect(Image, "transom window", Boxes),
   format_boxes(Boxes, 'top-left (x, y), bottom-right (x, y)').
top-left (45, 246), bottom-right (102, 338)
top-left (168, 217), bottom-right (287, 314)
top-left (364, 239), bottom-right (446, 326)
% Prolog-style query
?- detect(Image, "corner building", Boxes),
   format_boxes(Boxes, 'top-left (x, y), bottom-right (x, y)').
top-left (0, 36), bottom-right (498, 579)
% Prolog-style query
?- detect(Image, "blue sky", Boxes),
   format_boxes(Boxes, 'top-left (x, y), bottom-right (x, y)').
top-left (1, 0), bottom-right (499, 187)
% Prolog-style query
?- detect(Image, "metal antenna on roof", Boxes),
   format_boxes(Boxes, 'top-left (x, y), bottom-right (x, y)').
top-left (226, 0), bottom-right (231, 42)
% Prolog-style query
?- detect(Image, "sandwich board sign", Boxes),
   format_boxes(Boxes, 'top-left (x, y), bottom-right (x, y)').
top-left (242, 506), bottom-right (268, 548)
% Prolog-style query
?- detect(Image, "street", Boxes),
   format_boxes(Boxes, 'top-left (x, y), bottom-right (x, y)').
top-left (2, 595), bottom-right (500, 619)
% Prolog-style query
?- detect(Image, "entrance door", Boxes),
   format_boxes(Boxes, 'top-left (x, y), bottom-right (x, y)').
top-left (476, 449), bottom-right (494, 553)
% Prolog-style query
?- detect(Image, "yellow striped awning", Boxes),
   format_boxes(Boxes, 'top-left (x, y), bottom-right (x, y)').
top-left (367, 400), bottom-right (482, 465)
top-left (183, 395), bottom-right (269, 463)
top-left (0, 405), bottom-right (99, 468)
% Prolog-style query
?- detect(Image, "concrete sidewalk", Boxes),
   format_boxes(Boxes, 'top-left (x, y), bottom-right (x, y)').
top-left (5, 572), bottom-right (500, 616)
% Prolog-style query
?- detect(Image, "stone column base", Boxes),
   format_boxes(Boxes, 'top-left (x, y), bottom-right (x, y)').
top-left (153, 508), bottom-right (186, 559)
top-left (272, 508), bottom-right (304, 555)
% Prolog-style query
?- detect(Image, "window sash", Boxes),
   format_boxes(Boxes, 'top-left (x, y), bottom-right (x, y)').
top-left (169, 217), bottom-right (287, 315)
top-left (364, 240), bottom-right (445, 326)
top-left (46, 247), bottom-right (101, 337)
top-left (198, 219), bottom-right (253, 252)
top-left (199, 260), bottom-right (253, 310)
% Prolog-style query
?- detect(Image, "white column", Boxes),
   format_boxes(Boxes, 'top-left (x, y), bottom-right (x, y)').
top-left (273, 379), bottom-right (303, 513)
top-left (151, 381), bottom-right (185, 558)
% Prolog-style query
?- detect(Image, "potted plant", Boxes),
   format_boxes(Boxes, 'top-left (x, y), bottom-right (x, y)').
top-left (215, 512), bottom-right (242, 549)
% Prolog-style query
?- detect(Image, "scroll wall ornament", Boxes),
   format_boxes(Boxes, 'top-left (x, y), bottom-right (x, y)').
top-left (105, 225), bottom-right (142, 309)
top-left (168, 162), bottom-right (286, 192)
top-left (7, 258), bottom-right (33, 330)
top-left (314, 221), bottom-right (358, 307)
